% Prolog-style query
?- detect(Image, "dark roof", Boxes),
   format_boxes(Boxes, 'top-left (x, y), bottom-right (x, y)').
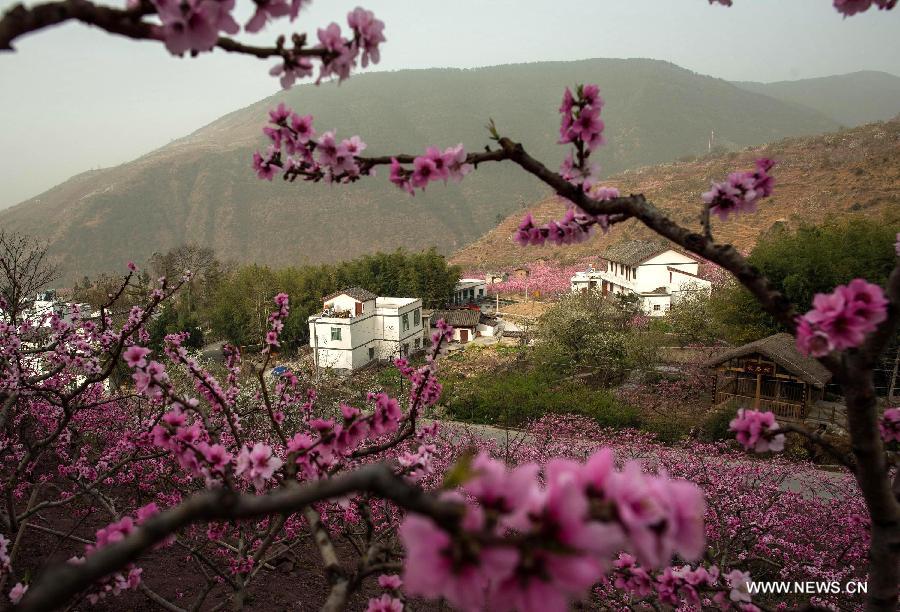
top-left (667, 266), bottom-right (703, 279)
top-left (604, 240), bottom-right (696, 267)
top-left (704, 333), bottom-right (832, 388)
top-left (479, 314), bottom-right (499, 326)
top-left (323, 287), bottom-right (377, 302)
top-left (430, 309), bottom-right (481, 328)
top-left (641, 287), bottom-right (670, 296)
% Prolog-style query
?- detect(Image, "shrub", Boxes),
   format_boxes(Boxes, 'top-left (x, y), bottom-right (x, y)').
top-left (444, 368), bottom-right (641, 429)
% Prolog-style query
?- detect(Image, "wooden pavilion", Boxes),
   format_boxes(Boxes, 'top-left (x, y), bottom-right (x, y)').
top-left (704, 333), bottom-right (833, 422)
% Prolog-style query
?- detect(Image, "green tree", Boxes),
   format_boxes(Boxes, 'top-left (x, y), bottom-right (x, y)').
top-left (207, 265), bottom-right (281, 347)
top-left (534, 290), bottom-right (657, 385)
top-left (204, 249), bottom-right (460, 349)
top-left (713, 215), bottom-right (899, 343)
top-left (666, 286), bottom-right (725, 346)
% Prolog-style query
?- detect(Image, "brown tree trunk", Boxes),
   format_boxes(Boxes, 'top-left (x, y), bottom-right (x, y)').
top-left (840, 363), bottom-right (900, 611)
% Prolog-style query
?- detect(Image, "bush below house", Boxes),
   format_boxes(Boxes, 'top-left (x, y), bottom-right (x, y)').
top-left (443, 368), bottom-right (641, 429)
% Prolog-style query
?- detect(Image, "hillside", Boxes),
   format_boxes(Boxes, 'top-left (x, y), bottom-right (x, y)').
top-left (0, 58), bottom-right (849, 283)
top-left (451, 118), bottom-right (900, 271)
top-left (734, 71), bottom-right (900, 128)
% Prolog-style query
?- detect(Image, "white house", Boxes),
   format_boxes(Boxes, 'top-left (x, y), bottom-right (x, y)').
top-left (308, 287), bottom-right (428, 371)
top-left (452, 278), bottom-right (487, 305)
top-left (22, 291), bottom-right (94, 327)
top-left (429, 309), bottom-right (502, 344)
top-left (570, 241), bottom-right (712, 316)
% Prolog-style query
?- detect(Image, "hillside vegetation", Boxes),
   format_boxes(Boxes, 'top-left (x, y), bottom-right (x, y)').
top-left (0, 58), bottom-right (853, 283)
top-left (451, 117), bottom-right (900, 271)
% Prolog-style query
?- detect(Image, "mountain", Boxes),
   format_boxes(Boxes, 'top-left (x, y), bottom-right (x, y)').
top-left (451, 118), bottom-right (900, 271)
top-left (0, 58), bottom-right (845, 283)
top-left (733, 71), bottom-right (900, 128)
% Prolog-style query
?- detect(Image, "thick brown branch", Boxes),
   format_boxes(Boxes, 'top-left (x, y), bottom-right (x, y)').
top-left (17, 463), bottom-right (463, 612)
top-left (0, 0), bottom-right (155, 50)
top-left (0, 0), bottom-right (331, 64)
top-left (771, 424), bottom-right (855, 469)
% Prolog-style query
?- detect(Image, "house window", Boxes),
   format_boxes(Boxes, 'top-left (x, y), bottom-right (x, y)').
top-left (413, 309), bottom-right (420, 327)
top-left (403, 343), bottom-right (410, 356)
top-left (368, 347), bottom-right (375, 360)
top-left (414, 338), bottom-right (420, 349)
top-left (653, 304), bottom-right (661, 311)
top-left (331, 327), bottom-right (342, 341)
top-left (402, 313), bottom-right (410, 331)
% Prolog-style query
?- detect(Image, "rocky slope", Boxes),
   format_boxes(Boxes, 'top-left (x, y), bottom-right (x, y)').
top-left (451, 118), bottom-right (900, 271)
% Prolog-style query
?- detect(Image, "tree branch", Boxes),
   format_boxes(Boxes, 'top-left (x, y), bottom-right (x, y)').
top-left (17, 463), bottom-right (463, 612)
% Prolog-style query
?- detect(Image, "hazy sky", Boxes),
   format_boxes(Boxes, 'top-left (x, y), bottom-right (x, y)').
top-left (1, 0), bottom-right (899, 209)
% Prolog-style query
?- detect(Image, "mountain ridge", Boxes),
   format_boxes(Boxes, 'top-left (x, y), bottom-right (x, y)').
top-left (3, 58), bottom-right (896, 283)
top-left (734, 70), bottom-right (900, 128)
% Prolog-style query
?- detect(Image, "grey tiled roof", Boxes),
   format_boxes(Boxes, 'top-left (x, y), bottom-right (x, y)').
top-left (430, 309), bottom-right (481, 328)
top-left (323, 287), bottom-right (377, 302)
top-left (704, 333), bottom-right (833, 387)
top-left (603, 240), bottom-right (674, 266)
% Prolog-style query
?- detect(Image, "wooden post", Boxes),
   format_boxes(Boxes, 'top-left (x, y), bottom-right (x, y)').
top-left (889, 345), bottom-right (899, 402)
top-left (754, 373), bottom-right (762, 410)
top-left (312, 322), bottom-right (320, 384)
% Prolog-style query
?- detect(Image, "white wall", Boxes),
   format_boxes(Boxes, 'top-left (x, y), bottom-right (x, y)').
top-left (632, 250), bottom-right (699, 294)
top-left (642, 294), bottom-right (672, 317)
top-left (310, 298), bottom-right (424, 370)
top-left (669, 272), bottom-right (712, 297)
top-left (309, 314), bottom-right (379, 370)
top-left (432, 323), bottom-right (476, 343)
top-left (453, 279), bottom-right (487, 304)
top-left (477, 322), bottom-right (501, 337)
top-left (323, 295), bottom-right (374, 317)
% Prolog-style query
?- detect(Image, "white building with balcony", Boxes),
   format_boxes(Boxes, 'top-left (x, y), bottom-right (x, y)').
top-left (452, 278), bottom-right (487, 305)
top-left (570, 241), bottom-right (712, 316)
top-left (308, 287), bottom-right (428, 371)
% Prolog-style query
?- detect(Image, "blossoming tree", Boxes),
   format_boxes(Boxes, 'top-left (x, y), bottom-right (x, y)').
top-left (0, 0), bottom-right (898, 611)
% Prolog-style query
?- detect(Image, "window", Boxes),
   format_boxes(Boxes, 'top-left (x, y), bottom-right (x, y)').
top-left (402, 313), bottom-right (410, 331)
top-left (403, 343), bottom-right (410, 356)
top-left (331, 327), bottom-right (342, 341)
top-left (653, 304), bottom-right (661, 311)
top-left (478, 289), bottom-right (484, 297)
top-left (414, 338), bottom-right (420, 349)
top-left (368, 347), bottom-right (375, 360)
top-left (413, 309), bottom-right (420, 327)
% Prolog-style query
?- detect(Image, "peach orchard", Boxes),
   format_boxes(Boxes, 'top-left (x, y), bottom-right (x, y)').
top-left (0, 0), bottom-right (898, 611)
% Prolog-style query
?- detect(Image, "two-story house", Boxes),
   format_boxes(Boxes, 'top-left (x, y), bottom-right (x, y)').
top-left (570, 241), bottom-right (711, 316)
top-left (308, 287), bottom-right (427, 370)
top-left (452, 278), bottom-right (487, 305)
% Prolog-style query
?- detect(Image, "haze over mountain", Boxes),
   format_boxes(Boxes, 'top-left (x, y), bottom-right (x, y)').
top-left (4, 58), bottom-right (895, 283)
top-left (452, 117), bottom-right (900, 271)
top-left (734, 70), bottom-right (900, 128)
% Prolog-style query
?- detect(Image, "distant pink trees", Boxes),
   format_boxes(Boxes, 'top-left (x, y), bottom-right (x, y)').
top-left (478, 261), bottom-right (595, 298)
top-left (1, 0), bottom-right (899, 610)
